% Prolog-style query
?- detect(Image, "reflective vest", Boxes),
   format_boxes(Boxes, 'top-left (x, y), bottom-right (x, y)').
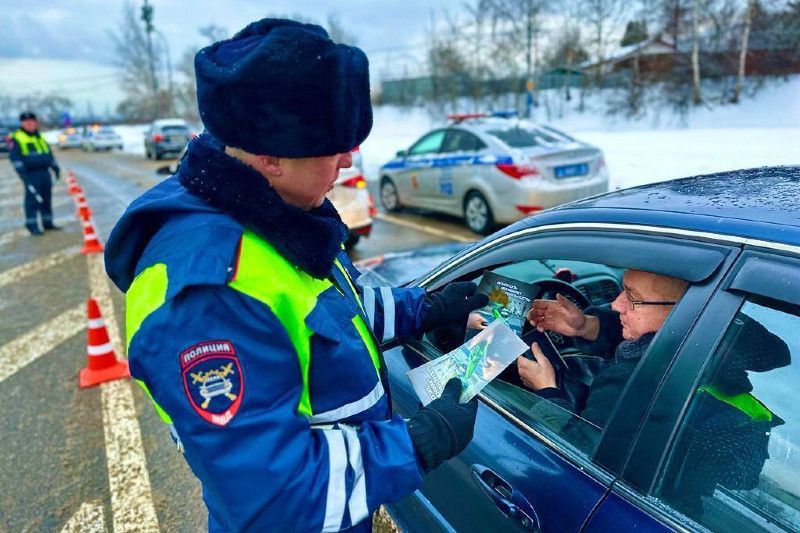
top-left (12, 129), bottom-right (50, 156)
top-left (125, 229), bottom-right (382, 425)
top-left (698, 385), bottom-right (773, 422)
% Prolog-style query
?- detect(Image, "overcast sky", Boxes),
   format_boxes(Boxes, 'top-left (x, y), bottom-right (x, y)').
top-left (0, 0), bottom-right (464, 114)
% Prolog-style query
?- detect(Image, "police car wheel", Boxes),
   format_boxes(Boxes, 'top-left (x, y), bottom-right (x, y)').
top-left (380, 178), bottom-right (401, 212)
top-left (464, 191), bottom-right (494, 235)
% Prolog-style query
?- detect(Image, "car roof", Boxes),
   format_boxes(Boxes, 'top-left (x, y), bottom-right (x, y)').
top-left (505, 166), bottom-right (800, 248)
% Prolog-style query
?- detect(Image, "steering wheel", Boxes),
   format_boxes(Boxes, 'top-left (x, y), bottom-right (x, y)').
top-left (526, 279), bottom-right (592, 352)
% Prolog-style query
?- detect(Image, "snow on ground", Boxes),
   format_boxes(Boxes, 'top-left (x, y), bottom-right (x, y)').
top-left (362, 76), bottom-right (800, 191)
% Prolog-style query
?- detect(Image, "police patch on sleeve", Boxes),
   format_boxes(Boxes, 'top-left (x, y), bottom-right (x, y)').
top-left (180, 340), bottom-right (243, 426)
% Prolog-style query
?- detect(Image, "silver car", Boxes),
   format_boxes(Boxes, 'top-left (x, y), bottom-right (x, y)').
top-left (82, 126), bottom-right (124, 151)
top-left (379, 114), bottom-right (609, 234)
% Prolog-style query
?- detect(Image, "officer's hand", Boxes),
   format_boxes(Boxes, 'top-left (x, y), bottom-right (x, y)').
top-left (421, 282), bottom-right (489, 333)
top-left (406, 378), bottom-right (478, 473)
top-left (53, 168), bottom-right (61, 181)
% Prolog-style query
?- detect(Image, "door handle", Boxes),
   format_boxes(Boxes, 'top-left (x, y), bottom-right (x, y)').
top-left (471, 465), bottom-right (540, 531)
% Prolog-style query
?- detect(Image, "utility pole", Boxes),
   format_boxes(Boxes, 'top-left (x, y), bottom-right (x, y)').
top-left (525, 0), bottom-right (535, 118)
top-left (141, 0), bottom-right (158, 118)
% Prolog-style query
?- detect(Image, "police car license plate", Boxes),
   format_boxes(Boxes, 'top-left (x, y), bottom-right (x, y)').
top-left (554, 163), bottom-right (589, 178)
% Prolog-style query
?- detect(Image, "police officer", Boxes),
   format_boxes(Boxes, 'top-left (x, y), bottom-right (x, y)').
top-left (9, 112), bottom-right (61, 235)
top-left (105, 19), bottom-right (487, 532)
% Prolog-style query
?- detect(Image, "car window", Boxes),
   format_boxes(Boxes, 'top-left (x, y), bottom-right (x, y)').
top-left (408, 130), bottom-right (445, 155)
top-left (162, 125), bottom-right (189, 133)
top-left (441, 130), bottom-right (487, 153)
top-left (423, 258), bottom-right (657, 461)
top-left (654, 296), bottom-right (800, 531)
top-left (486, 126), bottom-right (562, 148)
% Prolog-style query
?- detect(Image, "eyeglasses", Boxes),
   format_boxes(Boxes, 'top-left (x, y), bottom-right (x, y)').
top-left (623, 289), bottom-right (678, 310)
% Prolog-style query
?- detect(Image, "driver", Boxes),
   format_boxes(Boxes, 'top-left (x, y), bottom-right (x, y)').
top-left (517, 269), bottom-right (688, 429)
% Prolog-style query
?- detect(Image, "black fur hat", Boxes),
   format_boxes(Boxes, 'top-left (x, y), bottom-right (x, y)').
top-left (194, 18), bottom-right (372, 158)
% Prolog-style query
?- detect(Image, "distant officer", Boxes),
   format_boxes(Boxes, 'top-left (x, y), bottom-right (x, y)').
top-left (106, 19), bottom-right (487, 532)
top-left (9, 111), bottom-right (61, 235)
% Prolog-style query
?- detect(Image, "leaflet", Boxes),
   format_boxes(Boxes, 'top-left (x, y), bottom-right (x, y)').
top-left (408, 320), bottom-right (529, 405)
top-left (467, 271), bottom-right (537, 338)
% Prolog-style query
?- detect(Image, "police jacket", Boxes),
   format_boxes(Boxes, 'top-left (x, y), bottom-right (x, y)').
top-left (105, 134), bottom-right (426, 532)
top-left (9, 128), bottom-right (59, 180)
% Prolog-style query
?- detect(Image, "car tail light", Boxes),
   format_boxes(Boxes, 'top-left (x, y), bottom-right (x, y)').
top-left (153, 134), bottom-right (164, 142)
top-left (351, 145), bottom-right (360, 152)
top-left (516, 205), bottom-right (543, 214)
top-left (341, 175), bottom-right (367, 189)
top-left (368, 193), bottom-right (378, 217)
top-left (496, 163), bottom-right (540, 179)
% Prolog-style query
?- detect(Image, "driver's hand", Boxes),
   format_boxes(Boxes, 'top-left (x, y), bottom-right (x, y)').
top-left (527, 293), bottom-right (587, 337)
top-left (517, 343), bottom-right (556, 390)
top-left (467, 312), bottom-right (488, 330)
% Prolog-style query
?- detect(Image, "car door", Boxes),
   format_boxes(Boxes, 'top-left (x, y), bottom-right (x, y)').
top-left (586, 247), bottom-right (800, 532)
top-left (429, 129), bottom-right (489, 215)
top-left (397, 129), bottom-right (446, 208)
top-left (383, 223), bottom-right (737, 532)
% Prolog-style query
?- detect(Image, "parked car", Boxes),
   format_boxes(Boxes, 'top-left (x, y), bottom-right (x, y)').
top-left (57, 127), bottom-right (84, 149)
top-left (144, 119), bottom-right (193, 160)
top-left (82, 126), bottom-right (123, 151)
top-left (379, 112), bottom-right (609, 234)
top-left (380, 166), bottom-right (800, 533)
top-left (328, 147), bottom-right (375, 249)
top-left (154, 145), bottom-right (373, 249)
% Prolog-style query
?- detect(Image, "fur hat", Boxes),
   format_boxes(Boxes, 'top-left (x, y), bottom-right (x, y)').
top-left (194, 18), bottom-right (372, 158)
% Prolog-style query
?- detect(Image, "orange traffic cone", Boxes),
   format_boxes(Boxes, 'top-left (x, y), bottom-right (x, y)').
top-left (79, 298), bottom-right (129, 388)
top-left (66, 175), bottom-right (77, 185)
top-left (69, 183), bottom-right (82, 195)
top-left (75, 195), bottom-right (92, 220)
top-left (80, 219), bottom-right (104, 254)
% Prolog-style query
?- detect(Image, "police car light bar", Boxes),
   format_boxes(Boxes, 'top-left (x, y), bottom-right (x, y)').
top-left (490, 110), bottom-right (519, 119)
top-left (447, 113), bottom-right (487, 122)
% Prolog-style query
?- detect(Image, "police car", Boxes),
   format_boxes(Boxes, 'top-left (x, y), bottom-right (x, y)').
top-left (379, 112), bottom-right (609, 234)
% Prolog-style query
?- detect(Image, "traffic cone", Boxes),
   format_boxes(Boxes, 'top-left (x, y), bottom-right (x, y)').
top-left (79, 298), bottom-right (129, 388)
top-left (75, 195), bottom-right (93, 220)
top-left (69, 183), bottom-right (82, 195)
top-left (80, 219), bottom-right (104, 254)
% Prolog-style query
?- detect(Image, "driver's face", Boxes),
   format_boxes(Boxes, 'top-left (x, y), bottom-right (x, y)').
top-left (611, 270), bottom-right (673, 341)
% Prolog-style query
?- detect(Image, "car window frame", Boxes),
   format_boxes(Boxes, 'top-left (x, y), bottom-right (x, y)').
top-left (607, 243), bottom-right (800, 528)
top-left (395, 223), bottom-right (740, 485)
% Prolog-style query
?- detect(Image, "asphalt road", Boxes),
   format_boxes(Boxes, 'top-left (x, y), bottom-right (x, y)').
top-left (0, 148), bottom-right (478, 531)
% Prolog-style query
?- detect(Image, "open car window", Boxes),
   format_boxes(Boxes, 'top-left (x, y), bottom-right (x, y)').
top-left (422, 257), bottom-right (675, 461)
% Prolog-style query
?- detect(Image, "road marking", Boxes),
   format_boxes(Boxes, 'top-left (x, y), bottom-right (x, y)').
top-left (0, 305), bottom-right (85, 384)
top-left (0, 216), bottom-right (75, 248)
top-left (0, 246), bottom-right (81, 289)
top-left (60, 500), bottom-right (106, 533)
top-left (374, 212), bottom-right (477, 243)
top-left (86, 253), bottom-right (160, 532)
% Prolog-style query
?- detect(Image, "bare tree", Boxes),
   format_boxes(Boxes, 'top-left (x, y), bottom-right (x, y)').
top-left (579, 0), bottom-right (625, 85)
top-left (691, 0), bottom-right (703, 103)
top-left (732, 0), bottom-right (756, 102)
top-left (110, 2), bottom-right (171, 121)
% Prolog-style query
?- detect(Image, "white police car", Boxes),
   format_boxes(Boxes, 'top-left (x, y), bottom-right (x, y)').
top-left (379, 112), bottom-right (609, 234)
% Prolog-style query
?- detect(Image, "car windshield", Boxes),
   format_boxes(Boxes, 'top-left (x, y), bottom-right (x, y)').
top-left (162, 125), bottom-right (188, 133)
top-left (486, 126), bottom-right (563, 148)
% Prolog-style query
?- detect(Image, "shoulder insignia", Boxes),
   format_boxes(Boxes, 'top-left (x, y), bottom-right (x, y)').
top-left (180, 340), bottom-right (243, 426)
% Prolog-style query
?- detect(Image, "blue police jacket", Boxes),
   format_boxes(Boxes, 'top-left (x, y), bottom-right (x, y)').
top-left (105, 135), bottom-right (426, 532)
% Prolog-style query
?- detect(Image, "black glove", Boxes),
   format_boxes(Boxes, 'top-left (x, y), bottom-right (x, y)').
top-left (421, 282), bottom-right (488, 333)
top-left (52, 167), bottom-right (61, 181)
top-left (406, 378), bottom-right (478, 473)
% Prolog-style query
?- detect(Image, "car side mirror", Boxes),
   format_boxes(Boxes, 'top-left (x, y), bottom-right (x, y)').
top-left (396, 149), bottom-right (407, 158)
top-left (155, 165), bottom-right (172, 176)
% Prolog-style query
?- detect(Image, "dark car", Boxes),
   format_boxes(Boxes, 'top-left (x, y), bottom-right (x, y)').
top-left (144, 119), bottom-right (193, 160)
top-left (378, 167), bottom-right (800, 532)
